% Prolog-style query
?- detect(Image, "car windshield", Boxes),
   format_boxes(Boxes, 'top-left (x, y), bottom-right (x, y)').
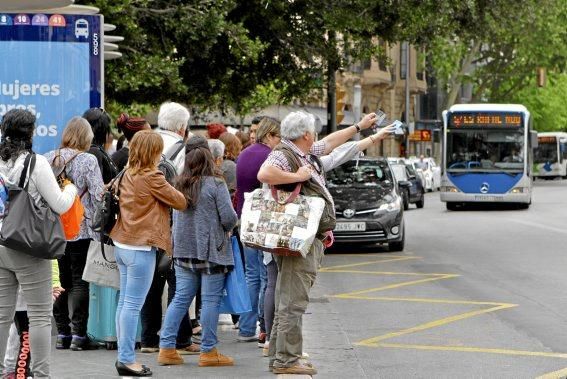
top-left (446, 128), bottom-right (524, 172)
top-left (391, 165), bottom-right (408, 181)
top-left (328, 160), bottom-right (392, 187)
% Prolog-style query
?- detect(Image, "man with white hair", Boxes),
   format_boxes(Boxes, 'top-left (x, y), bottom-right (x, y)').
top-left (157, 102), bottom-right (191, 173)
top-left (257, 111), bottom-right (378, 375)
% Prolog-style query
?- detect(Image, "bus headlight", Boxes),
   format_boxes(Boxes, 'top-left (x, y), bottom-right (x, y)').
top-left (441, 186), bottom-right (460, 193)
top-left (510, 187), bottom-right (524, 194)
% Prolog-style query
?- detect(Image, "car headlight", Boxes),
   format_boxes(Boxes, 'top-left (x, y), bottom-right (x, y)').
top-left (510, 187), bottom-right (525, 194)
top-left (441, 186), bottom-right (460, 192)
top-left (378, 198), bottom-right (401, 212)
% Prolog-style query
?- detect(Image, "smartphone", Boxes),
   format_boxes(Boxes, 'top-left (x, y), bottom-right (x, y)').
top-left (373, 110), bottom-right (387, 130)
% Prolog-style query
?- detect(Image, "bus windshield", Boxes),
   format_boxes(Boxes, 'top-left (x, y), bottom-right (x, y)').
top-left (446, 129), bottom-right (524, 172)
top-left (534, 141), bottom-right (557, 163)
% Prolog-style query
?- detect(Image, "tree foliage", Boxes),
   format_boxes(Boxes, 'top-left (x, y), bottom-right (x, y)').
top-left (428, 0), bottom-right (567, 109)
top-left (80, 0), bottom-right (555, 115)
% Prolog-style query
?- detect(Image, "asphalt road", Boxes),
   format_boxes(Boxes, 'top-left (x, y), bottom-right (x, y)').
top-left (49, 180), bottom-right (567, 378)
top-left (316, 179), bottom-right (567, 378)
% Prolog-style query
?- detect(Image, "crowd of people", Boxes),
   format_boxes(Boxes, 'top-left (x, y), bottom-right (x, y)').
top-left (0, 102), bottom-right (394, 378)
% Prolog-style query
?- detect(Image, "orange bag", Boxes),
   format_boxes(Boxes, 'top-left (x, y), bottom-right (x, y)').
top-left (52, 151), bottom-right (86, 240)
top-left (61, 194), bottom-right (85, 240)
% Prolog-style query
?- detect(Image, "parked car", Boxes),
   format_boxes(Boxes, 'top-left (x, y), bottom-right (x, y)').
top-left (409, 157), bottom-right (441, 192)
top-left (389, 157), bottom-right (426, 189)
top-left (390, 163), bottom-right (425, 209)
top-left (328, 157), bottom-right (407, 251)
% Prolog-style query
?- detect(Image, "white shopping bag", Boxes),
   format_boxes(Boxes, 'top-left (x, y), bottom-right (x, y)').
top-left (240, 186), bottom-right (325, 258)
top-left (82, 242), bottom-right (120, 289)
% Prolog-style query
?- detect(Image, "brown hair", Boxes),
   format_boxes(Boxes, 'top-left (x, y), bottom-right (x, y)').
top-left (175, 147), bottom-right (222, 208)
top-left (255, 117), bottom-right (280, 143)
top-left (219, 132), bottom-right (242, 161)
top-left (60, 117), bottom-right (94, 151)
top-left (235, 131), bottom-right (250, 149)
top-left (127, 130), bottom-right (163, 175)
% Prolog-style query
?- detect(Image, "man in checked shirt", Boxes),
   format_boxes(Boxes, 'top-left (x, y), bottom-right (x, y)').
top-left (257, 110), bottom-right (378, 375)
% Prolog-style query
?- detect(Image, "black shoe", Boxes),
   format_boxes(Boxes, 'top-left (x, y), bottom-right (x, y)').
top-left (56, 334), bottom-right (72, 349)
top-left (70, 335), bottom-right (100, 351)
top-left (115, 361), bottom-right (153, 377)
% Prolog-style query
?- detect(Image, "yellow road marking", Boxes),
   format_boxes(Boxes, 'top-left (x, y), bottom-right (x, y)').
top-left (320, 256), bottom-right (419, 271)
top-left (334, 295), bottom-right (514, 307)
top-left (356, 303), bottom-right (516, 345)
top-left (323, 253), bottom-right (567, 363)
top-left (375, 343), bottom-right (567, 360)
top-left (333, 274), bottom-right (459, 296)
top-left (536, 366), bottom-right (567, 378)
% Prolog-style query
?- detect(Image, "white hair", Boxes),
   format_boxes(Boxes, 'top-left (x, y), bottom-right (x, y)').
top-left (207, 139), bottom-right (225, 160)
top-left (157, 102), bottom-right (190, 133)
top-left (281, 111), bottom-right (316, 140)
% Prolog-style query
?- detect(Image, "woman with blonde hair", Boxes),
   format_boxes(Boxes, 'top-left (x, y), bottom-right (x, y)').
top-left (110, 130), bottom-right (187, 377)
top-left (44, 116), bottom-right (105, 351)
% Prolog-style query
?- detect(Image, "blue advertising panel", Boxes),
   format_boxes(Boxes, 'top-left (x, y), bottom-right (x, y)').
top-left (0, 13), bottom-right (103, 153)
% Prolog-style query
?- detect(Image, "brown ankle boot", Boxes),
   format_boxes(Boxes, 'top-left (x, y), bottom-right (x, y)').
top-left (198, 348), bottom-right (234, 367)
top-left (158, 348), bottom-right (184, 366)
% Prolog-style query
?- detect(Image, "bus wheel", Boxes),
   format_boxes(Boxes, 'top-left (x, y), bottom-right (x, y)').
top-left (446, 202), bottom-right (458, 211)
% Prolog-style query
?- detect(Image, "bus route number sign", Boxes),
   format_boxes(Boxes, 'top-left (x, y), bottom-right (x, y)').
top-left (449, 113), bottom-right (523, 128)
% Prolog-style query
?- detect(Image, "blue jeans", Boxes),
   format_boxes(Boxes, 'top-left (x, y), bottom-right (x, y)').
top-left (115, 247), bottom-right (156, 364)
top-left (160, 265), bottom-right (225, 352)
top-left (239, 247), bottom-right (267, 337)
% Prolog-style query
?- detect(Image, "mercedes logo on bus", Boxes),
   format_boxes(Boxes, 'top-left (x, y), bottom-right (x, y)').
top-left (480, 183), bottom-right (490, 194)
top-left (343, 209), bottom-right (356, 218)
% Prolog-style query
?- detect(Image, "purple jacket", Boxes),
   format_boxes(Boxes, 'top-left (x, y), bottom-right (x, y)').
top-left (235, 143), bottom-right (272, 217)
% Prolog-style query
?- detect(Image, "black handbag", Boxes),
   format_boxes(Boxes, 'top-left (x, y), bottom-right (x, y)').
top-left (0, 153), bottom-right (67, 259)
top-left (92, 169), bottom-right (125, 235)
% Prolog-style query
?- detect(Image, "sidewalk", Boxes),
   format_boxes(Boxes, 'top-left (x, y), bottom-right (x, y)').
top-left (50, 280), bottom-right (358, 378)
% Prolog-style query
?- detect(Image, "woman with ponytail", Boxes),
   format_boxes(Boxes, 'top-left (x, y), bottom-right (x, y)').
top-left (157, 144), bottom-right (238, 368)
top-left (112, 113), bottom-right (151, 171)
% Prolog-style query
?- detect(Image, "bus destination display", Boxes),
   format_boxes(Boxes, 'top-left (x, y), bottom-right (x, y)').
top-left (449, 113), bottom-right (523, 128)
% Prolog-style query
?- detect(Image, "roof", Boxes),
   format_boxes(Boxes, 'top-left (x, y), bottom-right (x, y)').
top-left (448, 104), bottom-right (529, 113)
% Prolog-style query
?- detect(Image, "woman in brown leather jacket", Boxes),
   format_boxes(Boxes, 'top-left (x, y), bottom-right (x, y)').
top-left (110, 130), bottom-right (187, 377)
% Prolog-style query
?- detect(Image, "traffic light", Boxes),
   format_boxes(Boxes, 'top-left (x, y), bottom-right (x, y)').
top-left (336, 85), bottom-right (347, 125)
top-left (537, 67), bottom-right (546, 87)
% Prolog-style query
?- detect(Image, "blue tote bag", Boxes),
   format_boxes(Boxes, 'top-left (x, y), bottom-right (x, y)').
top-left (219, 236), bottom-right (252, 314)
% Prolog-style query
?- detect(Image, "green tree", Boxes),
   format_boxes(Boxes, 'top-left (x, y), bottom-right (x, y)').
top-left (428, 0), bottom-right (567, 109)
top-left (512, 73), bottom-right (567, 131)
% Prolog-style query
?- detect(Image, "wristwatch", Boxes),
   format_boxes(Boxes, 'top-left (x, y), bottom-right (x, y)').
top-left (354, 123), bottom-right (361, 133)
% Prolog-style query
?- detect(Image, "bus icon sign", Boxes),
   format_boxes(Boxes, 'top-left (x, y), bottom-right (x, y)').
top-left (75, 19), bottom-right (89, 38)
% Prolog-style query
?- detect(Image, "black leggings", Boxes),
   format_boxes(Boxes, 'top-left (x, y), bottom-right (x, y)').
top-left (264, 260), bottom-right (278, 340)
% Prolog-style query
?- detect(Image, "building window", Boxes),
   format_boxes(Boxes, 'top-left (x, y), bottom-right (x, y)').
top-left (400, 43), bottom-right (408, 80)
top-left (378, 40), bottom-right (388, 71)
top-left (362, 58), bottom-right (371, 70)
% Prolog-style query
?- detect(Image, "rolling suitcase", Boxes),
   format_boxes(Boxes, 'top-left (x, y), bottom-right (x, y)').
top-left (88, 284), bottom-right (141, 350)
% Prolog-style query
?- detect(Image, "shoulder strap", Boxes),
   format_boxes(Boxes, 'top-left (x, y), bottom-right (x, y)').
top-left (19, 153), bottom-right (35, 190)
top-left (165, 140), bottom-right (185, 161)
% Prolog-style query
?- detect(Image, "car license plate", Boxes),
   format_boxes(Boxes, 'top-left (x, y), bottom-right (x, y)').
top-left (474, 195), bottom-right (503, 201)
top-left (335, 222), bottom-right (366, 231)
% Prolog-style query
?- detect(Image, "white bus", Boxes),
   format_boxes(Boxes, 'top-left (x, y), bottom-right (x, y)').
top-left (533, 132), bottom-right (567, 179)
top-left (441, 104), bottom-right (536, 210)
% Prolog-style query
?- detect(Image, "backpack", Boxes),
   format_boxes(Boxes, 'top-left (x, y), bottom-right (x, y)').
top-left (158, 141), bottom-right (185, 184)
top-left (51, 151), bottom-right (86, 240)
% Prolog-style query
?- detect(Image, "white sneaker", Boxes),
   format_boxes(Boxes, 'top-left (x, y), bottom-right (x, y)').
top-left (237, 334), bottom-right (257, 342)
